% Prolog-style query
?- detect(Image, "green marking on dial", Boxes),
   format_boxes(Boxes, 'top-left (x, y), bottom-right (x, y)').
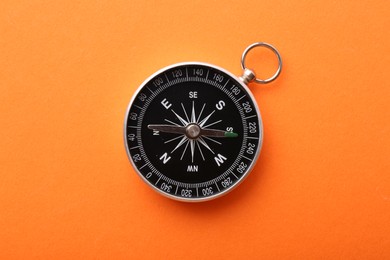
top-left (224, 132), bottom-right (238, 138)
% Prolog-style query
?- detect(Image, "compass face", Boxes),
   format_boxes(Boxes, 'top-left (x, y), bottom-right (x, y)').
top-left (124, 62), bottom-right (262, 202)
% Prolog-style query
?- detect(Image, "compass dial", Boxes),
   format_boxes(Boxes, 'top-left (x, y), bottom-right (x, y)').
top-left (124, 63), bottom-right (262, 201)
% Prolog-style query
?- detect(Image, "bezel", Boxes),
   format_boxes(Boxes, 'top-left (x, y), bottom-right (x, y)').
top-left (124, 62), bottom-right (263, 202)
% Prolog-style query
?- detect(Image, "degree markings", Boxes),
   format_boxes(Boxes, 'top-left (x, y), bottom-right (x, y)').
top-left (164, 73), bottom-right (170, 83)
top-left (242, 155), bottom-right (253, 161)
top-left (236, 95), bottom-right (246, 102)
top-left (215, 183), bottom-right (221, 192)
top-left (139, 163), bottom-right (148, 170)
top-left (129, 65), bottom-right (260, 193)
top-left (146, 86), bottom-right (154, 94)
top-left (155, 176), bottom-right (161, 185)
top-left (223, 79), bottom-right (230, 88)
top-left (244, 115), bottom-right (257, 120)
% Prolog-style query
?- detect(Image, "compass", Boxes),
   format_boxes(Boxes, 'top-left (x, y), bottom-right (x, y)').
top-left (124, 42), bottom-right (282, 202)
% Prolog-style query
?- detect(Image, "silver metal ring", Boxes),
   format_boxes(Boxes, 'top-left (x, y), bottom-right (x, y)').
top-left (241, 42), bottom-right (282, 84)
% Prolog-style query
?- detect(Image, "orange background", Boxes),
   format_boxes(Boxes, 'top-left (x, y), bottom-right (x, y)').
top-left (1, 0), bottom-right (389, 259)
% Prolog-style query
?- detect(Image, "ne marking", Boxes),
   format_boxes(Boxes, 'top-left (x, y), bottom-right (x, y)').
top-left (128, 126), bottom-right (140, 129)
top-left (130, 146), bottom-right (140, 150)
top-left (133, 105), bottom-right (143, 110)
top-left (215, 183), bottom-right (221, 192)
top-left (232, 172), bottom-right (239, 179)
top-left (247, 137), bottom-right (259, 140)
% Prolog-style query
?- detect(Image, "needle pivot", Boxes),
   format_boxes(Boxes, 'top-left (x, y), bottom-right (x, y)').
top-left (185, 124), bottom-right (201, 139)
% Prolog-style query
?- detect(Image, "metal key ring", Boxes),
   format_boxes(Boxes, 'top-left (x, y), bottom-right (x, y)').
top-left (241, 42), bottom-right (282, 84)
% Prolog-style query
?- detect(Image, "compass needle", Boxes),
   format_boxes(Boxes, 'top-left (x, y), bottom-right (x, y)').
top-left (147, 124), bottom-right (186, 135)
top-left (200, 127), bottom-right (238, 138)
top-left (125, 42), bottom-right (283, 200)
